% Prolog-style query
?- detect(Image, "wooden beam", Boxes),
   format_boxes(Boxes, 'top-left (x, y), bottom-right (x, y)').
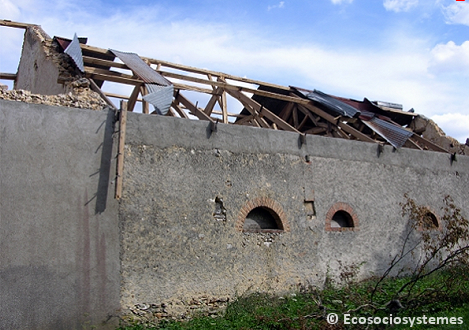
top-left (297, 104), bottom-right (319, 125)
top-left (127, 83), bottom-right (142, 112)
top-left (304, 127), bottom-right (327, 135)
top-left (221, 91), bottom-right (228, 124)
top-left (289, 93), bottom-right (376, 143)
top-left (0, 73), bottom-right (17, 80)
top-left (115, 101), bottom-right (127, 199)
top-left (83, 54), bottom-right (294, 103)
top-left (403, 138), bottom-right (422, 150)
top-left (225, 87), bottom-right (300, 133)
top-left (175, 92), bottom-right (214, 122)
top-left (278, 102), bottom-right (295, 121)
top-left (158, 70), bottom-right (309, 105)
top-left (292, 107), bottom-right (299, 128)
top-left (234, 100), bottom-right (270, 128)
top-left (103, 92), bottom-right (141, 102)
top-left (82, 56), bottom-right (128, 70)
top-left (165, 108), bottom-right (177, 117)
top-left (204, 87), bottom-right (223, 115)
top-left (143, 57), bottom-right (291, 92)
top-left (211, 110), bottom-right (244, 118)
top-left (89, 79), bottom-right (117, 109)
top-left (172, 83), bottom-right (213, 94)
top-left (297, 114), bottom-right (309, 131)
top-left (80, 44), bottom-right (115, 57)
top-left (234, 114), bottom-right (256, 126)
top-left (171, 100), bottom-right (189, 119)
top-left (76, 40), bottom-right (291, 94)
top-left (85, 67), bottom-right (141, 85)
top-left (410, 134), bottom-right (448, 153)
top-left (140, 85), bottom-right (149, 114)
top-left (0, 19), bottom-right (36, 29)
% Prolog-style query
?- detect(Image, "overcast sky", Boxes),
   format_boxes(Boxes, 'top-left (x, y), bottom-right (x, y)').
top-left (1, 0), bottom-right (468, 142)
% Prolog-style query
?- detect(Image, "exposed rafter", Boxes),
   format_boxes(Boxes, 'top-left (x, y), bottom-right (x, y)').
top-left (0, 19), bottom-right (450, 153)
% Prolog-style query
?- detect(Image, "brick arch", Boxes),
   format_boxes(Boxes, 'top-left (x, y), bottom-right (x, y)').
top-left (236, 197), bottom-right (290, 232)
top-left (325, 202), bottom-right (359, 232)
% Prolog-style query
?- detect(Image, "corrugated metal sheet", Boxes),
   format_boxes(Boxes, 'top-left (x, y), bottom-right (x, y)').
top-left (361, 111), bottom-right (413, 148)
top-left (306, 90), bottom-right (360, 118)
top-left (110, 49), bottom-right (174, 115)
top-left (110, 49), bottom-right (171, 86)
top-left (64, 33), bottom-right (84, 72)
top-left (143, 84), bottom-right (174, 115)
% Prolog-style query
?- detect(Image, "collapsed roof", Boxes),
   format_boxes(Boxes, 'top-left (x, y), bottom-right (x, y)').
top-left (1, 19), bottom-right (466, 154)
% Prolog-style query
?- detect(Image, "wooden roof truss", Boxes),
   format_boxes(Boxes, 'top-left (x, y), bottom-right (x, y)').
top-left (0, 19), bottom-right (448, 153)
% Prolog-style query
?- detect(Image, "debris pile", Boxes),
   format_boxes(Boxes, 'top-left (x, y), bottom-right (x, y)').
top-left (0, 79), bottom-right (108, 110)
top-left (421, 118), bottom-right (468, 155)
top-left (120, 296), bottom-right (230, 326)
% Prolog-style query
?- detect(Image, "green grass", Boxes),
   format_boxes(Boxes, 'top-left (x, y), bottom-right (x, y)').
top-left (118, 265), bottom-right (469, 330)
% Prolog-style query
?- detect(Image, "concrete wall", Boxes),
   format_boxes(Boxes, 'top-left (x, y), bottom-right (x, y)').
top-left (0, 100), bottom-right (120, 329)
top-left (119, 112), bottom-right (469, 316)
top-left (1, 99), bottom-right (468, 326)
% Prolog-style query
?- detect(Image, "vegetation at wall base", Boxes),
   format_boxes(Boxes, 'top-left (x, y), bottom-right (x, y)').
top-left (118, 195), bottom-right (469, 330)
top-left (117, 265), bottom-right (469, 330)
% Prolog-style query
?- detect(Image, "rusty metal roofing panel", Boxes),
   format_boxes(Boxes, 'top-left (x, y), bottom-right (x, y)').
top-left (306, 90), bottom-right (360, 118)
top-left (361, 113), bottom-right (413, 148)
top-left (64, 33), bottom-right (84, 72)
top-left (110, 49), bottom-right (171, 86)
top-left (54, 36), bottom-right (88, 51)
top-left (143, 84), bottom-right (174, 115)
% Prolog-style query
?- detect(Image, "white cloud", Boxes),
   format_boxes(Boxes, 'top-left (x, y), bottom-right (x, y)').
top-left (1, 0), bottom-right (467, 140)
top-left (431, 113), bottom-right (469, 143)
top-left (429, 41), bottom-right (469, 75)
top-left (442, 3), bottom-right (469, 26)
top-left (330, 0), bottom-right (353, 4)
top-left (0, 0), bottom-right (20, 18)
top-left (383, 0), bottom-right (418, 13)
top-left (268, 1), bottom-right (285, 11)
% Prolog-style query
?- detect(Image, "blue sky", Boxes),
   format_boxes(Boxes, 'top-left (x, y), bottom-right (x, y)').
top-left (1, 0), bottom-right (468, 142)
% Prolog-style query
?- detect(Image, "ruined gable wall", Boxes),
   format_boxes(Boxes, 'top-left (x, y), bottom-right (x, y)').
top-left (15, 26), bottom-right (68, 95)
top-left (119, 112), bottom-right (469, 319)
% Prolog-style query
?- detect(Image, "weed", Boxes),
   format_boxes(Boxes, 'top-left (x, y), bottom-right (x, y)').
top-left (118, 196), bottom-right (469, 329)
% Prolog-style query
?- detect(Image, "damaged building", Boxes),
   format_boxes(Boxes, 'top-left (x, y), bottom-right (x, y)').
top-left (0, 20), bottom-right (468, 329)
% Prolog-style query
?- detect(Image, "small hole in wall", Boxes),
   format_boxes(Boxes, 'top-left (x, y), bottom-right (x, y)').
top-left (304, 201), bottom-right (316, 220)
top-left (421, 211), bottom-right (439, 230)
top-left (213, 197), bottom-right (226, 221)
top-left (243, 207), bottom-right (283, 232)
top-left (331, 210), bottom-right (354, 228)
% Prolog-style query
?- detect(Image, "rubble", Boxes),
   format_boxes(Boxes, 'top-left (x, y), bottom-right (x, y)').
top-left (0, 80), bottom-right (108, 110)
top-left (421, 118), bottom-right (468, 155)
top-left (119, 296), bottom-right (230, 326)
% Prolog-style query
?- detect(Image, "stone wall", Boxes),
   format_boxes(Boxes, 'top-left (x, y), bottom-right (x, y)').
top-left (119, 111), bottom-right (469, 319)
top-left (1, 100), bottom-right (468, 328)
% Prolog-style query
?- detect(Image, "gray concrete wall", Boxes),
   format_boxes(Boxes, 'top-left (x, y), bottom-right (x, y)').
top-left (0, 100), bottom-right (120, 329)
top-left (120, 112), bottom-right (469, 316)
top-left (1, 99), bottom-right (468, 326)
